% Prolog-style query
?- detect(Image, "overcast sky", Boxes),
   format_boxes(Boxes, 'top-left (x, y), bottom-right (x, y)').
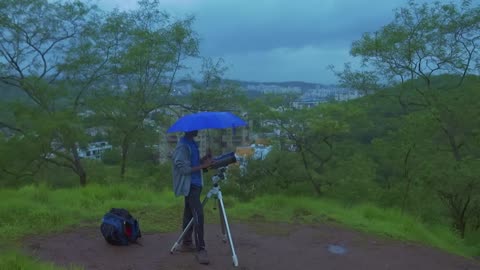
top-left (96, 0), bottom-right (448, 84)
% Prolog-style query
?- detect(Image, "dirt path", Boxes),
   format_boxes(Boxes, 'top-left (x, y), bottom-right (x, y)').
top-left (25, 222), bottom-right (479, 270)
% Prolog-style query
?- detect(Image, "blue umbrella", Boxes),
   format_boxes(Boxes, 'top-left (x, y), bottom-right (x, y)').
top-left (167, 111), bottom-right (247, 133)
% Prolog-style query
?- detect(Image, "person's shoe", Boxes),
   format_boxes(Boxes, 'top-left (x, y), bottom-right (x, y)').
top-left (195, 249), bottom-right (210, 265)
top-left (176, 242), bottom-right (196, 252)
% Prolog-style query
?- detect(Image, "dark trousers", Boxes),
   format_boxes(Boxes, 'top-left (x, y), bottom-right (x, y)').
top-left (183, 185), bottom-right (205, 250)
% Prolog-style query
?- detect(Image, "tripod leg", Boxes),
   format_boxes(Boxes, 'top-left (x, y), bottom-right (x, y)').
top-left (170, 195), bottom-right (211, 254)
top-left (170, 217), bottom-right (194, 254)
top-left (218, 198), bottom-right (227, 243)
top-left (217, 191), bottom-right (239, 267)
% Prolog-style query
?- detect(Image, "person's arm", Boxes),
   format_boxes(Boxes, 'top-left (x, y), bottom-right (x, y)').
top-left (173, 145), bottom-right (214, 174)
top-left (191, 159), bottom-right (213, 172)
top-left (197, 149), bottom-right (214, 170)
top-left (200, 148), bottom-right (212, 163)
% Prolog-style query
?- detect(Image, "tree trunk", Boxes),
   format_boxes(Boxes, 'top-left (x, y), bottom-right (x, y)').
top-left (401, 176), bottom-right (412, 215)
top-left (439, 190), bottom-right (471, 239)
top-left (401, 143), bottom-right (415, 214)
top-left (456, 219), bottom-right (467, 239)
top-left (454, 202), bottom-right (468, 239)
top-left (474, 214), bottom-right (480, 231)
top-left (299, 148), bottom-right (322, 196)
top-left (79, 169), bottom-right (87, 187)
top-left (72, 146), bottom-right (87, 186)
top-left (457, 195), bottom-right (471, 239)
top-left (447, 133), bottom-right (461, 162)
top-left (121, 138), bottom-right (130, 178)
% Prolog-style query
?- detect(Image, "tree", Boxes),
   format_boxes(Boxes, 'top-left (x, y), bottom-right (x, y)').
top-left (335, 0), bottom-right (479, 111)
top-left (328, 63), bottom-right (384, 95)
top-left (334, 0), bottom-right (480, 236)
top-left (0, 0), bottom-right (100, 186)
top-left (87, 1), bottom-right (199, 177)
top-left (250, 100), bottom-right (352, 196)
top-left (187, 57), bottom-right (247, 112)
top-left (350, 0), bottom-right (479, 88)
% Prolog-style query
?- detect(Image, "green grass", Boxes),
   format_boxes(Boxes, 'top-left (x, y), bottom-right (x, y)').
top-left (0, 251), bottom-right (82, 270)
top-left (0, 185), bottom-right (478, 269)
top-left (0, 183), bottom-right (180, 241)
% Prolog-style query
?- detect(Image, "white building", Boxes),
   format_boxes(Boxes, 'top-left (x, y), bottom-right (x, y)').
top-left (78, 141), bottom-right (112, 160)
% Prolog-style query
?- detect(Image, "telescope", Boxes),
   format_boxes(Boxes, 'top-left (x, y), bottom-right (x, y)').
top-left (211, 152), bottom-right (236, 169)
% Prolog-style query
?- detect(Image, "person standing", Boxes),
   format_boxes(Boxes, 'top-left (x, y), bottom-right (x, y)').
top-left (172, 130), bottom-right (213, 265)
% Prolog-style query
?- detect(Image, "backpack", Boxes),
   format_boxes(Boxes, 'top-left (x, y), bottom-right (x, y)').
top-left (100, 208), bottom-right (141, 246)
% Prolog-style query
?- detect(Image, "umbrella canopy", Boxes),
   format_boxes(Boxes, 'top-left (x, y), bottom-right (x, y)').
top-left (167, 111), bottom-right (247, 133)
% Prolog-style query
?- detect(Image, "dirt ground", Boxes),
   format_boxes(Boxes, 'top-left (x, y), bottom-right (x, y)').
top-left (25, 222), bottom-right (479, 270)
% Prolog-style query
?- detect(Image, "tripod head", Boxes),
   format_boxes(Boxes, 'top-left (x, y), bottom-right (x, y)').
top-left (211, 166), bottom-right (228, 186)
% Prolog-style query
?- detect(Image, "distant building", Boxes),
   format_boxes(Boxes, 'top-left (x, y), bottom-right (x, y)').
top-left (292, 87), bottom-right (363, 108)
top-left (291, 98), bottom-right (321, 109)
top-left (234, 139), bottom-right (273, 175)
top-left (78, 141), bottom-right (112, 160)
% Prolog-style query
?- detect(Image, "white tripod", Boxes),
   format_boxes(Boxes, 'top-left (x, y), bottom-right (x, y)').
top-left (170, 167), bottom-right (239, 267)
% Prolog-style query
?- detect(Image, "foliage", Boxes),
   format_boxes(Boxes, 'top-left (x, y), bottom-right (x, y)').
top-left (83, 1), bottom-right (199, 177)
top-left (0, 0), bottom-right (100, 186)
top-left (187, 57), bottom-right (248, 112)
top-left (350, 0), bottom-right (479, 87)
top-left (331, 0), bottom-right (480, 238)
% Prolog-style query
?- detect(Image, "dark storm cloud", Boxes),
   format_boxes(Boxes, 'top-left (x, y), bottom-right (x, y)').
top-left (98, 0), bottom-right (463, 83)
top-left (191, 0), bottom-right (402, 55)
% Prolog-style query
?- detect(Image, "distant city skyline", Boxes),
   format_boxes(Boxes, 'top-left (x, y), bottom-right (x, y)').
top-left (97, 0), bottom-right (464, 84)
